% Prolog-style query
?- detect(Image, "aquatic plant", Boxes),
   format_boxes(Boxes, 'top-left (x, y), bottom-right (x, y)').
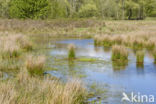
top-left (68, 44), bottom-right (76, 60)
top-left (112, 45), bottom-right (128, 61)
top-left (25, 55), bottom-right (46, 76)
top-left (136, 51), bottom-right (145, 65)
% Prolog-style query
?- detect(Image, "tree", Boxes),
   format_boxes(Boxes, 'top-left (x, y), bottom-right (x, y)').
top-left (9, 0), bottom-right (51, 19)
top-left (0, 0), bottom-right (10, 18)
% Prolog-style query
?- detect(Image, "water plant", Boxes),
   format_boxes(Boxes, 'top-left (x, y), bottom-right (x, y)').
top-left (112, 45), bottom-right (128, 61)
top-left (25, 55), bottom-right (46, 76)
top-left (136, 51), bottom-right (145, 65)
top-left (68, 44), bottom-right (76, 60)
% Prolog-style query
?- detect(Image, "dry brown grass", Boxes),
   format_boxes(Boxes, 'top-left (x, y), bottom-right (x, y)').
top-left (0, 69), bottom-right (86, 104)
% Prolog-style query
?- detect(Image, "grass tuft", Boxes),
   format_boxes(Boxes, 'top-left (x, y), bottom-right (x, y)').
top-left (112, 45), bottom-right (128, 61)
top-left (68, 44), bottom-right (76, 60)
top-left (136, 51), bottom-right (145, 64)
top-left (25, 55), bottom-right (46, 76)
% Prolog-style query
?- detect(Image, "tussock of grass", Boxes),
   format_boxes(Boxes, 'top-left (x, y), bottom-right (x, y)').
top-left (136, 51), bottom-right (145, 64)
top-left (68, 44), bottom-right (76, 60)
top-left (112, 45), bottom-right (128, 61)
top-left (25, 55), bottom-right (46, 76)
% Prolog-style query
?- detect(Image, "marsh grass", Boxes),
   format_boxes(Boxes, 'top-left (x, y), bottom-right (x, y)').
top-left (25, 55), bottom-right (46, 76)
top-left (68, 44), bottom-right (76, 60)
top-left (112, 45), bottom-right (128, 61)
top-left (0, 70), bottom-right (87, 104)
top-left (146, 38), bottom-right (156, 50)
top-left (136, 51), bottom-right (145, 65)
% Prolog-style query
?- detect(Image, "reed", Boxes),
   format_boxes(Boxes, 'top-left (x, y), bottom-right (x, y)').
top-left (25, 55), bottom-right (46, 76)
top-left (68, 44), bottom-right (76, 60)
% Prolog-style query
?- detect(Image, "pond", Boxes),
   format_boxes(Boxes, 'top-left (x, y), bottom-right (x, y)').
top-left (42, 38), bottom-right (156, 104)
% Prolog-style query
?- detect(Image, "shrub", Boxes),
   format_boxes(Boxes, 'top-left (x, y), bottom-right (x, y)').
top-left (9, 0), bottom-right (51, 19)
top-left (25, 55), bottom-right (46, 76)
top-left (68, 44), bottom-right (76, 60)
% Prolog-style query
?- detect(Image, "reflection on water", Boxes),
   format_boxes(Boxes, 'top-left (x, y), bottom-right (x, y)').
top-left (44, 39), bottom-right (156, 104)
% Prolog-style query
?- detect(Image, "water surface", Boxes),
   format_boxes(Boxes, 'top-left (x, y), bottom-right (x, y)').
top-left (45, 39), bottom-right (156, 104)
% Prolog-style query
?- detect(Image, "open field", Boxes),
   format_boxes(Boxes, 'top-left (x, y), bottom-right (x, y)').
top-left (0, 19), bottom-right (156, 103)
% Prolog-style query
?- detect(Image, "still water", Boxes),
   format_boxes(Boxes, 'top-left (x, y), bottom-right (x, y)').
top-left (45, 39), bottom-right (156, 104)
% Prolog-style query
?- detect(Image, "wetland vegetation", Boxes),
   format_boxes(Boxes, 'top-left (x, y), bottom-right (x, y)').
top-left (0, 0), bottom-right (156, 103)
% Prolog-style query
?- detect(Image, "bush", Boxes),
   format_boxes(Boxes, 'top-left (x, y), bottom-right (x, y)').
top-left (9, 0), bottom-right (51, 19)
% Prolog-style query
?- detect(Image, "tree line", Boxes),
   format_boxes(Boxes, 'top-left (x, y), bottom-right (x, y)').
top-left (0, 0), bottom-right (156, 19)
